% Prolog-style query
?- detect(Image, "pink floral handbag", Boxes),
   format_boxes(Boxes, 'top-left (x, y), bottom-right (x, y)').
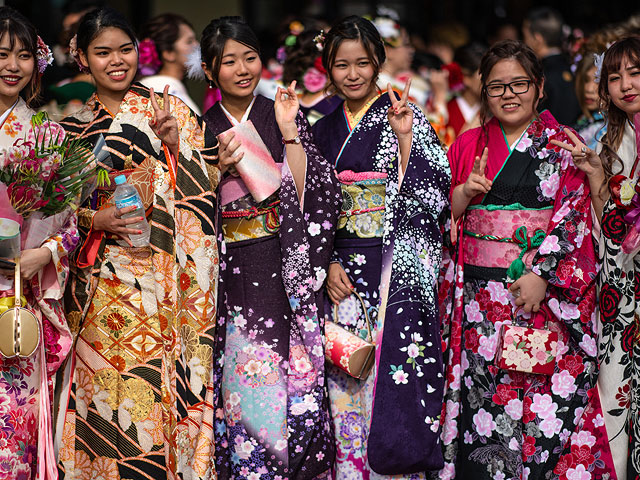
top-left (324, 290), bottom-right (375, 379)
top-left (494, 305), bottom-right (558, 376)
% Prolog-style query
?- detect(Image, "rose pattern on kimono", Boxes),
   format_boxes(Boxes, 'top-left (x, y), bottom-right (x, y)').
top-left (437, 111), bottom-right (616, 480)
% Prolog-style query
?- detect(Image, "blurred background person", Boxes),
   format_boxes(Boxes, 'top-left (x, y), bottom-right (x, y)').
top-left (139, 13), bottom-right (201, 114)
top-left (281, 21), bottom-right (341, 125)
top-left (522, 6), bottom-right (582, 125)
top-left (445, 42), bottom-right (487, 143)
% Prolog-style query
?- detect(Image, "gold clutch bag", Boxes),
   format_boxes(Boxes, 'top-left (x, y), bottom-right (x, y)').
top-left (324, 290), bottom-right (376, 380)
top-left (0, 258), bottom-right (40, 358)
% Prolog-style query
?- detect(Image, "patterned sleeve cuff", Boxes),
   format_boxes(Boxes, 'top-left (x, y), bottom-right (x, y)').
top-left (77, 207), bottom-right (96, 230)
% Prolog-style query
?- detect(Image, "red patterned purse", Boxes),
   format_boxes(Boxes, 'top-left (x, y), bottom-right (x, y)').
top-left (324, 291), bottom-right (375, 380)
top-left (494, 304), bottom-right (558, 376)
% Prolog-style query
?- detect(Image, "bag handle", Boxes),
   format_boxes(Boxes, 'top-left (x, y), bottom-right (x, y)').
top-left (513, 302), bottom-right (553, 330)
top-left (332, 290), bottom-right (373, 343)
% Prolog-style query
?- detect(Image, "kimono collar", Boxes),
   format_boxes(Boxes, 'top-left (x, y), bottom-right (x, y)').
top-left (0, 98), bottom-right (19, 128)
top-left (344, 93), bottom-right (381, 130)
top-left (220, 96), bottom-right (256, 125)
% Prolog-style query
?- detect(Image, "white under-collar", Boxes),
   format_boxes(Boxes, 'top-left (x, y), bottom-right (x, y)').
top-left (0, 99), bottom-right (19, 127)
top-left (220, 97), bottom-right (256, 125)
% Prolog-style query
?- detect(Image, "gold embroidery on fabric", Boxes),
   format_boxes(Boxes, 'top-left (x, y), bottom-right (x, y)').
top-left (123, 378), bottom-right (154, 421)
top-left (338, 182), bottom-right (385, 238)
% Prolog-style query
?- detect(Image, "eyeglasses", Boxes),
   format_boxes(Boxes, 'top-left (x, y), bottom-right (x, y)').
top-left (485, 80), bottom-right (533, 97)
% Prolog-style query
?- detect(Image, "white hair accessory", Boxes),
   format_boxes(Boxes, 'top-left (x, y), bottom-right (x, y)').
top-left (186, 44), bottom-right (206, 81)
top-left (593, 52), bottom-right (605, 83)
top-left (376, 5), bottom-right (400, 21)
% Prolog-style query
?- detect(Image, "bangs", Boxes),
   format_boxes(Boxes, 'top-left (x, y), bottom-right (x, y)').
top-left (0, 19), bottom-right (36, 54)
top-left (602, 36), bottom-right (640, 80)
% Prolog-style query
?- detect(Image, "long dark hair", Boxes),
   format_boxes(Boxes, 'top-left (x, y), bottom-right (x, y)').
top-left (200, 16), bottom-right (260, 87)
top-left (478, 40), bottom-right (544, 127)
top-left (76, 7), bottom-right (138, 64)
top-left (597, 36), bottom-right (640, 183)
top-left (321, 16), bottom-right (386, 94)
top-left (0, 6), bottom-right (40, 106)
top-left (140, 13), bottom-right (193, 69)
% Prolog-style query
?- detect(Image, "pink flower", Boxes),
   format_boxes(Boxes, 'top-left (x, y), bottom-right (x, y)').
top-left (138, 39), bottom-right (162, 76)
top-left (530, 393), bottom-right (557, 420)
top-left (570, 430), bottom-right (596, 448)
top-left (504, 398), bottom-right (523, 421)
top-left (473, 408), bottom-right (496, 437)
top-left (302, 67), bottom-right (327, 93)
top-left (551, 370), bottom-right (578, 399)
top-left (539, 416), bottom-right (562, 438)
top-left (565, 464), bottom-right (592, 480)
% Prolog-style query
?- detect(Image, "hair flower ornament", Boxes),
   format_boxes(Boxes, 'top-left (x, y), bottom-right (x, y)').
top-left (36, 36), bottom-right (53, 74)
top-left (138, 39), bottom-right (162, 76)
top-left (372, 17), bottom-right (402, 48)
top-left (68, 34), bottom-right (89, 73)
top-left (593, 52), bottom-right (605, 83)
top-left (313, 31), bottom-right (325, 52)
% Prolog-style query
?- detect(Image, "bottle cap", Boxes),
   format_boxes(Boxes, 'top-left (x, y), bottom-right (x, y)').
top-left (114, 175), bottom-right (127, 185)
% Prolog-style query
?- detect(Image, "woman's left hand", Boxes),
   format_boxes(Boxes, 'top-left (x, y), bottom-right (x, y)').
top-left (20, 248), bottom-right (52, 281)
top-left (508, 272), bottom-right (548, 313)
top-left (149, 85), bottom-right (179, 158)
top-left (550, 127), bottom-right (604, 179)
top-left (274, 81), bottom-right (300, 131)
top-left (387, 79), bottom-right (414, 138)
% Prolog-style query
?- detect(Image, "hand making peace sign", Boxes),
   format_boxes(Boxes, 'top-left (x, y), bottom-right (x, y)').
top-left (274, 80), bottom-right (300, 130)
top-left (549, 127), bottom-right (604, 178)
top-left (149, 85), bottom-right (179, 158)
top-left (463, 147), bottom-right (492, 199)
top-left (387, 78), bottom-right (413, 137)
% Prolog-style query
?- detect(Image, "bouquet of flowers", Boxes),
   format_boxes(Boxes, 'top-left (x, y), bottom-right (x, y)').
top-left (0, 112), bottom-right (95, 220)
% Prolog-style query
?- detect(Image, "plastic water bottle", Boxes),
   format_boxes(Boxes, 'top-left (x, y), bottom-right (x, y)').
top-left (113, 175), bottom-right (150, 247)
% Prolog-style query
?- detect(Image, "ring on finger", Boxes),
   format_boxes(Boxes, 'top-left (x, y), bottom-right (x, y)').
top-left (581, 146), bottom-right (587, 153)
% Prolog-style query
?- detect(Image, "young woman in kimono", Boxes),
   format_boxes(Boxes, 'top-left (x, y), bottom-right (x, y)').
top-left (56, 8), bottom-right (220, 480)
top-left (553, 36), bottom-right (640, 480)
top-left (198, 16), bottom-right (341, 480)
top-left (439, 39), bottom-right (615, 479)
top-left (0, 7), bottom-right (79, 479)
top-left (312, 16), bottom-right (451, 479)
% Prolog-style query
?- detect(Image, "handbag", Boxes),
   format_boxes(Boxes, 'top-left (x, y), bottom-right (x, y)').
top-left (494, 304), bottom-right (558, 376)
top-left (0, 257), bottom-right (40, 358)
top-left (324, 290), bottom-right (376, 379)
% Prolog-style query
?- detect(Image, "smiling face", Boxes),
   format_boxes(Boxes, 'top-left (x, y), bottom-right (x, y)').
top-left (330, 39), bottom-right (377, 111)
top-left (485, 58), bottom-right (542, 133)
top-left (208, 39), bottom-right (261, 101)
top-left (79, 27), bottom-right (137, 99)
top-left (607, 55), bottom-right (640, 118)
top-left (0, 33), bottom-right (35, 108)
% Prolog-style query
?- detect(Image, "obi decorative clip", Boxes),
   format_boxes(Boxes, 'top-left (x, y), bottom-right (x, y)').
top-left (494, 304), bottom-right (558, 376)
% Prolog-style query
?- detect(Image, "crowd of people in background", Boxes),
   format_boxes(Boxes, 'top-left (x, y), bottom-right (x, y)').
top-left (1, 1), bottom-right (640, 479)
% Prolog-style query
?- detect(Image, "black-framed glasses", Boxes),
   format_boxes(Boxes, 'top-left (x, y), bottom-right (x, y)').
top-left (485, 80), bottom-right (532, 97)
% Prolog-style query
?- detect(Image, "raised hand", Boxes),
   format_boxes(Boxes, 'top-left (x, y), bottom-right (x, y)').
top-left (274, 80), bottom-right (300, 132)
top-left (550, 128), bottom-right (603, 178)
top-left (387, 79), bottom-right (413, 137)
top-left (217, 132), bottom-right (243, 176)
top-left (149, 85), bottom-right (179, 158)
top-left (463, 147), bottom-right (492, 199)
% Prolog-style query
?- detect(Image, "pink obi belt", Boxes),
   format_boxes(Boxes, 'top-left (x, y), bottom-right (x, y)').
top-left (462, 205), bottom-right (552, 271)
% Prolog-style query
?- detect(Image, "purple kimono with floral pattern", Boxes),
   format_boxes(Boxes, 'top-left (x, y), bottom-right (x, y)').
top-left (203, 95), bottom-right (341, 479)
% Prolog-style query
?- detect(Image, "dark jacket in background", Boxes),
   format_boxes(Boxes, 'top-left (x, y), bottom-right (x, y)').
top-left (539, 54), bottom-right (582, 126)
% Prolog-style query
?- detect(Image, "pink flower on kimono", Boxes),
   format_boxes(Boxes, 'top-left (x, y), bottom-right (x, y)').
top-left (565, 463), bottom-right (592, 480)
top-left (477, 333), bottom-right (498, 361)
top-left (530, 393), bottom-right (557, 420)
top-left (551, 369), bottom-right (578, 399)
top-left (538, 234), bottom-right (560, 255)
top-left (592, 413), bottom-right (605, 427)
top-left (439, 462), bottom-right (455, 480)
top-left (579, 334), bottom-right (597, 356)
top-left (472, 408), bottom-right (496, 437)
top-left (505, 397), bottom-right (523, 421)
top-left (540, 172), bottom-right (560, 198)
top-left (464, 300), bottom-right (482, 323)
top-left (539, 416), bottom-right (563, 438)
top-left (570, 430), bottom-right (596, 448)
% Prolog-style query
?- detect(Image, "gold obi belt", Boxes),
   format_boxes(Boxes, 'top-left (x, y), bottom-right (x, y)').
top-left (222, 200), bottom-right (281, 243)
top-left (462, 205), bottom-right (552, 278)
top-left (337, 172), bottom-right (386, 239)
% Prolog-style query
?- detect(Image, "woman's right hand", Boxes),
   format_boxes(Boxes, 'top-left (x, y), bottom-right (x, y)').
top-left (463, 147), bottom-right (492, 199)
top-left (327, 262), bottom-right (353, 305)
top-left (218, 132), bottom-right (243, 176)
top-left (92, 205), bottom-right (143, 247)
